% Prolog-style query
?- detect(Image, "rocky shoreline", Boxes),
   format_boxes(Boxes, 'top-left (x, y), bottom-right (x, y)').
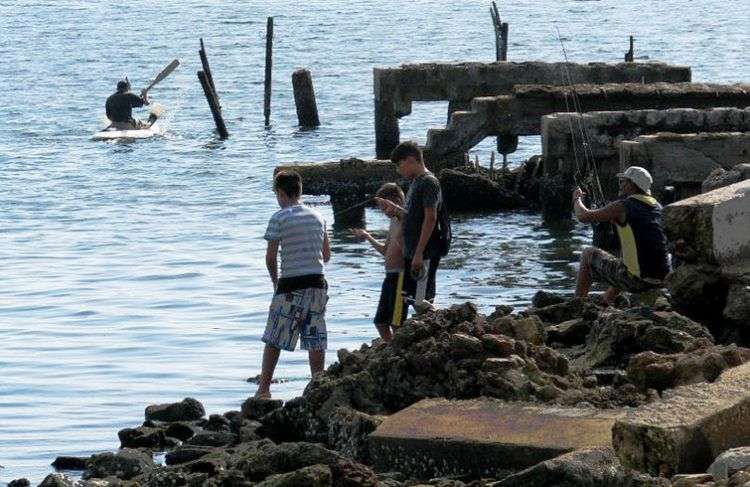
top-left (9, 290), bottom-right (750, 487)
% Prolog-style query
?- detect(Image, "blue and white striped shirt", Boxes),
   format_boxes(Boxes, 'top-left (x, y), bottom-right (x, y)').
top-left (264, 204), bottom-right (326, 278)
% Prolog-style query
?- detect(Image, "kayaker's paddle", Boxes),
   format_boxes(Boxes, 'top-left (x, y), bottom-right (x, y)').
top-left (141, 59), bottom-right (180, 96)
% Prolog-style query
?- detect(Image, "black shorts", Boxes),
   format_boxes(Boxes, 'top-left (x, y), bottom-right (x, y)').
top-left (403, 256), bottom-right (440, 307)
top-left (374, 272), bottom-right (407, 327)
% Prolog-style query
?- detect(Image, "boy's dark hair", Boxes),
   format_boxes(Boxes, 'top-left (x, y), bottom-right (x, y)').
top-left (390, 141), bottom-right (423, 164)
top-left (274, 170), bottom-right (302, 198)
top-left (376, 182), bottom-right (405, 204)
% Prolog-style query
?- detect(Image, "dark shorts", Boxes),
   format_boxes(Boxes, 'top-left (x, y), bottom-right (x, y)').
top-left (374, 272), bottom-right (407, 328)
top-left (590, 250), bottom-right (662, 293)
top-left (403, 256), bottom-right (440, 307)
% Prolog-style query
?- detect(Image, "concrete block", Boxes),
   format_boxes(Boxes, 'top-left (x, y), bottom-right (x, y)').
top-left (369, 398), bottom-right (625, 479)
top-left (612, 362), bottom-right (750, 476)
top-left (664, 179), bottom-right (750, 275)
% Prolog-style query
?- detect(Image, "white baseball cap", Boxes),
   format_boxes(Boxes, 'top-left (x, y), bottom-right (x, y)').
top-left (617, 166), bottom-right (653, 195)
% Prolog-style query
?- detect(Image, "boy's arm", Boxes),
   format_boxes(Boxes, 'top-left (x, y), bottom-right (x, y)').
top-left (266, 240), bottom-right (280, 289)
top-left (375, 197), bottom-right (406, 218)
top-left (352, 228), bottom-right (387, 255)
top-left (411, 207), bottom-right (438, 273)
top-left (322, 233), bottom-right (331, 263)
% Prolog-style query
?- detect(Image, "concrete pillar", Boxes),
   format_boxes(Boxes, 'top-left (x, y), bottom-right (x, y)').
top-left (375, 98), bottom-right (400, 160)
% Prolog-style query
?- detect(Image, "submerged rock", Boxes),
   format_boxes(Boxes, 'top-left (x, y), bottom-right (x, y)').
top-left (38, 474), bottom-right (76, 487)
top-left (51, 456), bottom-right (87, 471)
top-left (83, 448), bottom-right (155, 480)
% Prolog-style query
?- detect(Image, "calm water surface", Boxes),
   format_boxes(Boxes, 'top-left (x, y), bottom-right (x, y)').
top-left (1, 0), bottom-right (748, 482)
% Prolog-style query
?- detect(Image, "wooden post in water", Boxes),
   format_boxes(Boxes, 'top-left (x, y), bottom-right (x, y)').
top-left (199, 38), bottom-right (216, 94)
top-left (624, 35), bottom-right (635, 62)
top-left (198, 71), bottom-right (228, 139)
top-left (264, 17), bottom-right (274, 126)
top-left (490, 2), bottom-right (508, 61)
top-left (292, 69), bottom-right (320, 127)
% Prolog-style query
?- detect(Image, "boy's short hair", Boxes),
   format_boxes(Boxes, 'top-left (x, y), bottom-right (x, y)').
top-left (274, 170), bottom-right (302, 198)
top-left (390, 141), bottom-right (423, 164)
top-left (376, 182), bottom-right (404, 204)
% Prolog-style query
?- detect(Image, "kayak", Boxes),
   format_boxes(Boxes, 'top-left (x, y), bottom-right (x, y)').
top-left (91, 123), bottom-right (160, 141)
top-left (92, 104), bottom-right (165, 141)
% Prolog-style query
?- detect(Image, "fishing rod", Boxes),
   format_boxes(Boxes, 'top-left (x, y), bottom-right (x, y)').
top-left (554, 26), bottom-right (606, 207)
top-left (332, 196), bottom-right (375, 218)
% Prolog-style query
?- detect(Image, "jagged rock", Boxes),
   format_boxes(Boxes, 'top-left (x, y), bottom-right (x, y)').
top-left (439, 168), bottom-right (522, 211)
top-left (51, 456), bottom-right (88, 470)
top-left (481, 335), bottom-right (515, 356)
top-left (488, 305), bottom-right (514, 320)
top-left (165, 445), bottom-right (216, 465)
top-left (489, 315), bottom-right (546, 345)
top-left (670, 474), bottom-right (714, 487)
top-left (84, 448), bottom-right (155, 480)
top-left (532, 290), bottom-right (566, 309)
top-left (708, 447), bottom-right (750, 480)
top-left (449, 333), bottom-right (483, 356)
top-left (118, 426), bottom-right (165, 449)
top-left (547, 319), bottom-right (591, 346)
top-left (145, 398), bottom-right (205, 423)
top-left (187, 430), bottom-right (236, 447)
top-left (702, 164), bottom-right (750, 193)
top-left (577, 308), bottom-right (713, 370)
top-left (164, 422), bottom-right (199, 441)
top-left (627, 345), bottom-right (750, 391)
top-left (724, 281), bottom-right (750, 325)
top-left (492, 447), bottom-right (669, 487)
top-left (8, 479), bottom-right (30, 487)
top-left (38, 474), bottom-right (76, 487)
top-left (241, 397), bottom-right (284, 420)
top-left (327, 407), bottom-right (382, 464)
top-left (254, 464), bottom-right (332, 487)
top-left (667, 264), bottom-right (729, 321)
top-left (329, 458), bottom-right (379, 487)
top-left (236, 441), bottom-right (344, 481)
top-left (238, 419), bottom-right (263, 443)
top-left (202, 413), bottom-right (231, 432)
top-left (135, 468), bottom-right (195, 487)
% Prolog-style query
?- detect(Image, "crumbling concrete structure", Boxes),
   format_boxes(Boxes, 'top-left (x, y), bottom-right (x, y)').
top-left (275, 158), bottom-right (401, 227)
top-left (369, 398), bottom-right (625, 479)
top-left (541, 107), bottom-right (750, 208)
top-left (613, 361), bottom-right (750, 476)
top-left (663, 179), bottom-right (750, 324)
top-left (424, 83), bottom-right (750, 168)
top-left (621, 132), bottom-right (750, 201)
top-left (374, 61), bottom-right (691, 158)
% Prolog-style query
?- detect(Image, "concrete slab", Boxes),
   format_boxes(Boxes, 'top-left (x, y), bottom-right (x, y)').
top-left (664, 179), bottom-right (750, 276)
top-left (613, 362), bottom-right (750, 476)
top-left (368, 398), bottom-right (625, 479)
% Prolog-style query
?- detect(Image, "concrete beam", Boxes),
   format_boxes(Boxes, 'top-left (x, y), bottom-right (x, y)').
top-left (374, 61), bottom-right (691, 158)
top-left (613, 362), bottom-right (750, 476)
top-left (663, 178), bottom-right (750, 276)
top-left (620, 132), bottom-right (750, 201)
top-left (275, 158), bottom-right (400, 196)
top-left (368, 398), bottom-right (625, 479)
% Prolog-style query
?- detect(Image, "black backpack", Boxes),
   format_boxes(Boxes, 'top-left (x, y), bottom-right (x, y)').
top-left (429, 202), bottom-right (452, 258)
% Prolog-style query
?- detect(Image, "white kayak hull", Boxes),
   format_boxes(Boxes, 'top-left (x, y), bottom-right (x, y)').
top-left (92, 124), bottom-right (160, 141)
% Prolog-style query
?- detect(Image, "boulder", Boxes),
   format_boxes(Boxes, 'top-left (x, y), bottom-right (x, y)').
top-left (187, 430), bottom-right (236, 447)
top-left (145, 398), bottom-right (205, 422)
top-left (235, 441), bottom-right (343, 481)
top-left (724, 281), bottom-right (750, 325)
top-left (547, 319), bottom-right (591, 346)
top-left (7, 479), bottom-right (30, 487)
top-left (707, 447), bottom-right (750, 481)
top-left (670, 474), bottom-right (714, 486)
top-left (118, 426), bottom-right (165, 449)
top-left (532, 290), bottom-right (566, 308)
top-left (164, 422), bottom-right (199, 441)
top-left (613, 362), bottom-right (750, 476)
top-left (329, 458), bottom-right (379, 487)
top-left (667, 264), bottom-right (729, 321)
top-left (51, 456), bottom-right (87, 470)
top-left (241, 397), bottom-right (284, 420)
top-left (83, 448), bottom-right (155, 480)
top-left (490, 315), bottom-right (546, 345)
top-left (481, 334), bottom-right (515, 356)
top-left (165, 445), bottom-right (216, 466)
top-left (38, 474), bottom-right (76, 487)
top-left (254, 464), bottom-right (332, 487)
top-left (327, 406), bottom-right (382, 464)
top-left (492, 447), bottom-right (669, 487)
top-left (439, 168), bottom-right (522, 211)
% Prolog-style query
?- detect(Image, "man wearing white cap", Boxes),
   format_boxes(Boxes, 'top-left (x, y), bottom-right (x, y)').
top-left (572, 166), bottom-right (671, 304)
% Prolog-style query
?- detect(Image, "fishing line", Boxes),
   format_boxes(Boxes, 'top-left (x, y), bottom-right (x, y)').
top-left (332, 196), bottom-right (375, 218)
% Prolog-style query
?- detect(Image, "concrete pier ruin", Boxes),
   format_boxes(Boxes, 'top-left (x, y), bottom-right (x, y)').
top-left (374, 61), bottom-right (691, 159)
top-left (424, 82), bottom-right (750, 167)
top-left (541, 107), bottom-right (750, 213)
top-left (621, 132), bottom-right (750, 201)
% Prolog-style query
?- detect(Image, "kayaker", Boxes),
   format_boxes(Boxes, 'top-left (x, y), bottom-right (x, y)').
top-left (105, 79), bottom-right (151, 129)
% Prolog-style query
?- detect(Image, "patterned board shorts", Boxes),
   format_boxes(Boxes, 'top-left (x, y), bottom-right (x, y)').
top-left (262, 287), bottom-right (328, 352)
top-left (590, 250), bottom-right (662, 293)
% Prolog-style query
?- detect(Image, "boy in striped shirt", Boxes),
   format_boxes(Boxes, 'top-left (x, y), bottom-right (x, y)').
top-left (255, 170), bottom-right (331, 399)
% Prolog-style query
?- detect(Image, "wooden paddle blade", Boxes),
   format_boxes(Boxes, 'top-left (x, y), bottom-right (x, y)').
top-left (143, 59), bottom-right (180, 93)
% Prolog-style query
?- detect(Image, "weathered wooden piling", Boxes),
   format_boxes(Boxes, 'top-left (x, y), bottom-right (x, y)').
top-left (197, 39), bottom-right (228, 139)
top-left (624, 35), bottom-right (635, 62)
top-left (490, 2), bottom-right (508, 61)
top-left (292, 69), bottom-right (320, 128)
top-left (264, 17), bottom-right (274, 126)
